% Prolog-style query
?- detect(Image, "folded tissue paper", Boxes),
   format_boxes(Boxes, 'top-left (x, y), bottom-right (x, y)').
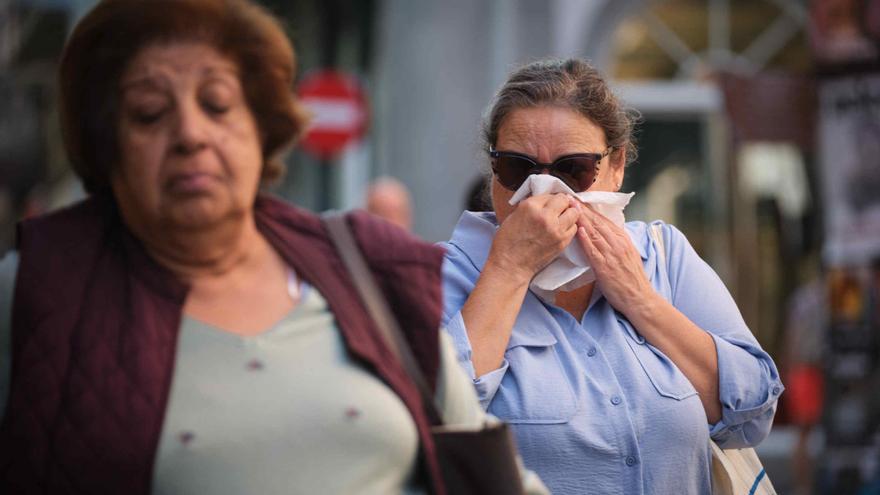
top-left (508, 175), bottom-right (635, 301)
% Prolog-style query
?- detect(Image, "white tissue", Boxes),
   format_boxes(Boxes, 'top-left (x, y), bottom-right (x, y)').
top-left (508, 175), bottom-right (635, 301)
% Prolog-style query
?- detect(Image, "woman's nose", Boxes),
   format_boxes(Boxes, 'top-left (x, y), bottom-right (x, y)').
top-left (172, 101), bottom-right (209, 154)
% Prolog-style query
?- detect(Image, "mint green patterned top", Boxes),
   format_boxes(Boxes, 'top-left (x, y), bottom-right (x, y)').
top-left (0, 252), bottom-right (546, 495)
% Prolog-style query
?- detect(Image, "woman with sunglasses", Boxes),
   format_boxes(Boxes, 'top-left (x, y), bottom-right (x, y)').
top-left (440, 59), bottom-right (783, 494)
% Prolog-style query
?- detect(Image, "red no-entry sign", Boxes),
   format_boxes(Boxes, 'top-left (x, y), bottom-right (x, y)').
top-left (296, 70), bottom-right (368, 160)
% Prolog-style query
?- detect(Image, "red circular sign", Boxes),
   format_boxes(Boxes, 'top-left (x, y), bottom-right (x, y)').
top-left (296, 70), bottom-right (368, 160)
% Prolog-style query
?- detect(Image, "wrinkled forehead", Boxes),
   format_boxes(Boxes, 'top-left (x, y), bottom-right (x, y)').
top-left (120, 42), bottom-right (240, 88)
top-left (496, 105), bottom-right (608, 158)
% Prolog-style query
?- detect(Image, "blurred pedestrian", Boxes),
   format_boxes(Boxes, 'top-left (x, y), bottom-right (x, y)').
top-left (781, 254), bottom-right (826, 495)
top-left (0, 1), bottom-right (545, 494)
top-left (365, 176), bottom-right (413, 230)
top-left (440, 58), bottom-right (783, 494)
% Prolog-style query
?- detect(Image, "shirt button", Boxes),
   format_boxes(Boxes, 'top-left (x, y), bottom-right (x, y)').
top-left (625, 456), bottom-right (637, 467)
top-left (610, 395), bottom-right (622, 406)
top-left (772, 386), bottom-right (781, 395)
top-left (587, 347), bottom-right (597, 357)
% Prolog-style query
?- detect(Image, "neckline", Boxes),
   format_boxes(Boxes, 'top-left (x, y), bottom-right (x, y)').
top-left (182, 268), bottom-right (312, 341)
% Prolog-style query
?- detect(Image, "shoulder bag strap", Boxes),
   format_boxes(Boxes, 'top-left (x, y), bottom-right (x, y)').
top-left (649, 223), bottom-right (666, 266)
top-left (322, 211), bottom-right (443, 425)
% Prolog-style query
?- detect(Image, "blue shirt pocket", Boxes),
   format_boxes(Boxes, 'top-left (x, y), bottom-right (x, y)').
top-left (616, 314), bottom-right (698, 401)
top-left (487, 329), bottom-right (579, 424)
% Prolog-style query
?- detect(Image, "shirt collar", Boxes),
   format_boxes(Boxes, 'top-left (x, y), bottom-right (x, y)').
top-left (628, 221), bottom-right (650, 261)
top-left (447, 211), bottom-right (498, 272)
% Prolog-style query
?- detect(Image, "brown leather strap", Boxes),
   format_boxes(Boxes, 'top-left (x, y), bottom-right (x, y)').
top-left (322, 211), bottom-right (443, 424)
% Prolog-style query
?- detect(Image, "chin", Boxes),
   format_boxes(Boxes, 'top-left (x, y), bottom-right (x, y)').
top-left (163, 195), bottom-right (240, 230)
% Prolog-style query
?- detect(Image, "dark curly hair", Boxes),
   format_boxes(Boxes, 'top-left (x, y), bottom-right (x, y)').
top-left (59, 0), bottom-right (310, 194)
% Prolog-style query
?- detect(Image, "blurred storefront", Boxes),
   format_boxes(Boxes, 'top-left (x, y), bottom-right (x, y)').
top-left (812, 0), bottom-right (880, 492)
top-left (0, 0), bottom-right (74, 251)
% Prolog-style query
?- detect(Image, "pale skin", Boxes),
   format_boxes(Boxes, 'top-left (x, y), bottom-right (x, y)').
top-left (461, 105), bottom-right (722, 423)
top-left (114, 42), bottom-right (295, 336)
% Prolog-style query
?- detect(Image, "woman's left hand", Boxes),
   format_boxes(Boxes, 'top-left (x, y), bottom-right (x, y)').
top-left (575, 202), bottom-right (724, 423)
top-left (574, 203), bottom-right (656, 313)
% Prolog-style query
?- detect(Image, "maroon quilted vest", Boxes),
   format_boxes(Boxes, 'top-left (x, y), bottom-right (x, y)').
top-left (0, 194), bottom-right (447, 494)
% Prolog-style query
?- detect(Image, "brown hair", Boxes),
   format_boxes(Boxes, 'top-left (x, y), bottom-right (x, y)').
top-left (59, 0), bottom-right (309, 194)
top-left (483, 58), bottom-right (639, 166)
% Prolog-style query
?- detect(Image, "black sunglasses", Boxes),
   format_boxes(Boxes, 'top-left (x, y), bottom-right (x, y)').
top-left (489, 147), bottom-right (611, 192)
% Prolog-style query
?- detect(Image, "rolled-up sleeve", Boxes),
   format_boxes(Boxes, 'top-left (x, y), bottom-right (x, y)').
top-left (708, 334), bottom-right (783, 448)
top-left (443, 311), bottom-right (477, 379)
top-left (440, 245), bottom-right (510, 409)
top-left (662, 224), bottom-right (783, 448)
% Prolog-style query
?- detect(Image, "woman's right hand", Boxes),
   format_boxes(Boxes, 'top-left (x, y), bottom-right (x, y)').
top-left (487, 193), bottom-right (580, 284)
top-left (461, 192), bottom-right (579, 377)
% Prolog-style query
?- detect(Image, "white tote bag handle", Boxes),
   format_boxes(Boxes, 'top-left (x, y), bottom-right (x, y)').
top-left (709, 441), bottom-right (776, 495)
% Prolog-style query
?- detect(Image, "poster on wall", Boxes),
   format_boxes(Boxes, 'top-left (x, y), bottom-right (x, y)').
top-left (810, 0), bottom-right (880, 65)
top-left (819, 73), bottom-right (880, 266)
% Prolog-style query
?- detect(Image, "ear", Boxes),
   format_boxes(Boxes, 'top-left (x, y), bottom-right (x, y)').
top-left (610, 148), bottom-right (626, 191)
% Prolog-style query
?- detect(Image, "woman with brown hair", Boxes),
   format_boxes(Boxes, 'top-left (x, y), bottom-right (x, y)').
top-left (441, 58), bottom-right (783, 494)
top-left (0, 1), bottom-right (545, 494)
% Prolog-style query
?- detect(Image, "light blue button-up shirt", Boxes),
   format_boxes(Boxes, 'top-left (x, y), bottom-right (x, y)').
top-left (440, 212), bottom-right (783, 495)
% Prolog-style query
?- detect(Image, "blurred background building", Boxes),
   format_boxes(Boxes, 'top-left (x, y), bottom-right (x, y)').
top-left (1, 0), bottom-right (879, 493)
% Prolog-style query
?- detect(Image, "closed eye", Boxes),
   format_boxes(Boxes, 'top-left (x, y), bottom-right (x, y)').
top-left (128, 107), bottom-right (166, 125)
top-left (202, 100), bottom-right (230, 115)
